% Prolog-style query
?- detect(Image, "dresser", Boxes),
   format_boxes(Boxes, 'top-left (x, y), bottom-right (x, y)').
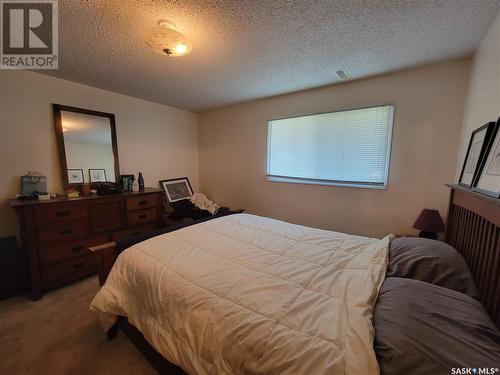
top-left (9, 188), bottom-right (163, 300)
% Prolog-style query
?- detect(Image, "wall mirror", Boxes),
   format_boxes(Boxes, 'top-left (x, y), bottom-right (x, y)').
top-left (53, 104), bottom-right (120, 187)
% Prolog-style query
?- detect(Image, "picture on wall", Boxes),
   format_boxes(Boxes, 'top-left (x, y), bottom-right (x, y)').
top-left (67, 169), bottom-right (84, 184)
top-left (473, 118), bottom-right (500, 198)
top-left (89, 169), bottom-right (107, 183)
top-left (160, 177), bottom-right (193, 203)
top-left (458, 122), bottom-right (496, 188)
top-left (485, 137), bottom-right (500, 176)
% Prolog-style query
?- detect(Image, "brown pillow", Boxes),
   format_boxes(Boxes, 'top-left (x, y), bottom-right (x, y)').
top-left (374, 277), bottom-right (500, 375)
top-left (387, 237), bottom-right (478, 299)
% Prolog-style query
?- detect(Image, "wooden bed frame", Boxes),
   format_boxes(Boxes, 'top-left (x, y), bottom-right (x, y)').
top-left (90, 185), bottom-right (500, 373)
top-left (444, 184), bottom-right (500, 328)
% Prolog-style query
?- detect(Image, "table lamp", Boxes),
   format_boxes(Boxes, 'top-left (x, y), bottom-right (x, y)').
top-left (413, 209), bottom-right (445, 240)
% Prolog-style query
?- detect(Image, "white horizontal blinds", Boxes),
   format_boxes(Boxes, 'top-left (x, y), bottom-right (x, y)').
top-left (267, 105), bottom-right (394, 185)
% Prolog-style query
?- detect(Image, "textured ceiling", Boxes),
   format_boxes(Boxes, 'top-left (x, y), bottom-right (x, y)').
top-left (40, 0), bottom-right (500, 112)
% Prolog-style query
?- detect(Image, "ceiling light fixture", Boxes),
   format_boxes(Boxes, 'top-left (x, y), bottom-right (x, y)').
top-left (143, 20), bottom-right (192, 57)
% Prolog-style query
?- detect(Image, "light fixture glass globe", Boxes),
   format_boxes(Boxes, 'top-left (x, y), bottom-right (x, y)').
top-left (174, 43), bottom-right (187, 55)
top-left (143, 21), bottom-right (192, 57)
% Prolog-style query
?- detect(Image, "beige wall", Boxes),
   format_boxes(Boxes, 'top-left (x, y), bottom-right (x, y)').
top-left (457, 12), bottom-right (500, 176)
top-left (199, 59), bottom-right (471, 238)
top-left (0, 56), bottom-right (477, 239)
top-left (0, 70), bottom-right (199, 237)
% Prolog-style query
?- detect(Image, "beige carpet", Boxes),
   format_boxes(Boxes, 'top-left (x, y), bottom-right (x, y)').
top-left (0, 276), bottom-right (156, 375)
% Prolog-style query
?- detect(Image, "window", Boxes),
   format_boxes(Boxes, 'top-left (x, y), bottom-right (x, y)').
top-left (267, 105), bottom-right (394, 189)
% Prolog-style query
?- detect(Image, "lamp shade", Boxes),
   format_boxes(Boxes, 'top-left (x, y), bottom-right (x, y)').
top-left (143, 21), bottom-right (192, 57)
top-left (413, 209), bottom-right (445, 233)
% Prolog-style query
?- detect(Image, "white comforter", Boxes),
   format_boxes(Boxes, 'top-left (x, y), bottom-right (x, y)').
top-left (91, 214), bottom-right (390, 375)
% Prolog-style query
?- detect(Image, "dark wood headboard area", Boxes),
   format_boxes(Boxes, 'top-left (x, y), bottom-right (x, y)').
top-left (445, 184), bottom-right (500, 328)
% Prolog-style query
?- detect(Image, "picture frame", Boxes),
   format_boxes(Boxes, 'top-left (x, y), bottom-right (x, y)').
top-left (458, 121), bottom-right (496, 188)
top-left (473, 118), bottom-right (500, 198)
top-left (159, 177), bottom-right (193, 203)
top-left (67, 169), bottom-right (84, 184)
top-left (89, 168), bottom-right (107, 183)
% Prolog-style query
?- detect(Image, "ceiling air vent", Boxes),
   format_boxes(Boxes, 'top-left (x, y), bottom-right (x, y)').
top-left (335, 68), bottom-right (350, 81)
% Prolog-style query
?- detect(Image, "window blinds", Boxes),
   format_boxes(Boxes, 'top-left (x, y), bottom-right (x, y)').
top-left (267, 105), bottom-right (394, 187)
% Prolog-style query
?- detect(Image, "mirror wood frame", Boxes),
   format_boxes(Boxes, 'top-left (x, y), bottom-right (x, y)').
top-left (53, 104), bottom-right (120, 189)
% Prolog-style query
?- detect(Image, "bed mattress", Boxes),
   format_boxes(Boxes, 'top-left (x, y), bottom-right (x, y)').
top-left (91, 214), bottom-right (390, 374)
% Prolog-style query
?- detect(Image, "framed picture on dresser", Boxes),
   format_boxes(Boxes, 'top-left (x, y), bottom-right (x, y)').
top-left (67, 169), bottom-right (84, 184)
top-left (160, 177), bottom-right (193, 203)
top-left (89, 168), bottom-right (107, 183)
top-left (458, 121), bottom-right (496, 188)
top-left (473, 118), bottom-right (500, 198)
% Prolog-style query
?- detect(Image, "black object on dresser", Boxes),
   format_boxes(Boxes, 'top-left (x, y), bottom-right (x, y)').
top-left (9, 188), bottom-right (163, 300)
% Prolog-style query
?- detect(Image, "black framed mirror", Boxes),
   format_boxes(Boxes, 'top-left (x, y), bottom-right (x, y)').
top-left (53, 104), bottom-right (120, 188)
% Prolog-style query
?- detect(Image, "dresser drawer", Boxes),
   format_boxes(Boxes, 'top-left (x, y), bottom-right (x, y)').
top-left (35, 203), bottom-right (88, 225)
top-left (126, 194), bottom-right (159, 211)
top-left (127, 208), bottom-right (158, 227)
top-left (41, 254), bottom-right (96, 290)
top-left (112, 224), bottom-right (157, 242)
top-left (91, 199), bottom-right (123, 232)
top-left (39, 234), bottom-right (109, 265)
top-left (10, 189), bottom-right (165, 299)
top-left (37, 218), bottom-right (89, 243)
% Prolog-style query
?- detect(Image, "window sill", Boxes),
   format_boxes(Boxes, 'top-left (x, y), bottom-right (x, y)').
top-left (266, 175), bottom-right (387, 190)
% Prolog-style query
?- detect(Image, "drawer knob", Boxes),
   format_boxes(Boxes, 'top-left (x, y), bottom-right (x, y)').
top-left (139, 200), bottom-right (147, 206)
top-left (73, 262), bottom-right (86, 269)
top-left (72, 245), bottom-right (84, 252)
top-left (59, 229), bottom-right (71, 235)
top-left (57, 210), bottom-right (70, 217)
top-left (139, 214), bottom-right (147, 219)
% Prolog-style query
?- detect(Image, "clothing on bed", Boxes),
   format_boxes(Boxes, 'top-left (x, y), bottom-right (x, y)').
top-left (91, 213), bottom-right (391, 375)
top-left (167, 198), bottom-right (212, 221)
top-left (374, 277), bottom-right (500, 375)
top-left (190, 193), bottom-right (220, 215)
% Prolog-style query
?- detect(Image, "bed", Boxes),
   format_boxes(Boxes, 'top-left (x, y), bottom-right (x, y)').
top-left (89, 185), bottom-right (500, 374)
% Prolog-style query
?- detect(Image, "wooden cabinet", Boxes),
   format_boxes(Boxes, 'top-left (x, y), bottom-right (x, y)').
top-left (38, 234), bottom-right (108, 265)
top-left (125, 194), bottom-right (159, 211)
top-left (111, 224), bottom-right (157, 242)
top-left (42, 254), bottom-right (97, 291)
top-left (9, 188), bottom-right (163, 300)
top-left (37, 218), bottom-right (90, 243)
top-left (126, 207), bottom-right (158, 226)
top-left (34, 202), bottom-right (88, 224)
top-left (91, 198), bottom-right (123, 232)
